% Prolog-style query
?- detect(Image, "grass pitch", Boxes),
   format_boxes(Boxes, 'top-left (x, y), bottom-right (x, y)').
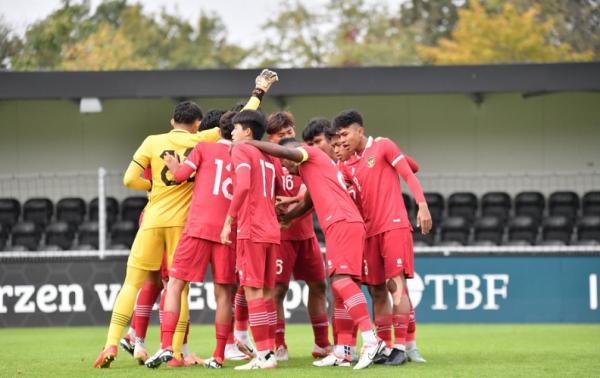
top-left (1, 324), bottom-right (599, 377)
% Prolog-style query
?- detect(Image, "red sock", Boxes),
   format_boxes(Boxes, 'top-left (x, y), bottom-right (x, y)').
top-left (213, 322), bottom-right (232, 363)
top-left (227, 319), bottom-right (235, 344)
top-left (234, 287), bottom-right (248, 332)
top-left (275, 319), bottom-right (286, 348)
top-left (264, 298), bottom-right (277, 349)
top-left (159, 289), bottom-right (166, 344)
top-left (160, 311), bottom-right (178, 349)
top-left (375, 314), bottom-right (393, 347)
top-left (332, 309), bottom-right (338, 345)
top-left (310, 313), bottom-right (331, 348)
top-left (247, 298), bottom-right (270, 352)
top-left (392, 313), bottom-right (410, 346)
top-left (331, 278), bottom-right (372, 332)
top-left (183, 321), bottom-right (190, 344)
top-left (407, 307), bottom-right (416, 343)
top-left (333, 294), bottom-right (354, 346)
top-left (134, 280), bottom-right (162, 339)
top-left (351, 324), bottom-right (358, 346)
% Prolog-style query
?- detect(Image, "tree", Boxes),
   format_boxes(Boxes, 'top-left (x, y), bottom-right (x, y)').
top-left (398, 0), bottom-right (460, 46)
top-left (417, 0), bottom-right (594, 64)
top-left (0, 17), bottom-right (20, 69)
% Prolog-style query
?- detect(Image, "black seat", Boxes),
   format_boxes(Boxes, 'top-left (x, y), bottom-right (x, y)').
top-left (74, 244), bottom-right (97, 251)
top-left (542, 215), bottom-right (573, 244)
top-left (89, 197), bottom-right (119, 226)
top-left (0, 224), bottom-right (7, 251)
top-left (121, 197), bottom-right (148, 223)
top-left (424, 192), bottom-right (444, 224)
top-left (23, 198), bottom-right (54, 227)
top-left (447, 192), bottom-right (478, 223)
top-left (578, 215), bottom-right (600, 243)
top-left (402, 193), bottom-right (415, 220)
top-left (503, 239), bottom-right (533, 246)
top-left (437, 240), bottom-right (464, 247)
top-left (78, 221), bottom-right (99, 249)
top-left (548, 191), bottom-right (579, 222)
top-left (110, 220), bottom-right (138, 248)
top-left (56, 197), bottom-right (86, 227)
top-left (413, 240), bottom-right (430, 247)
top-left (45, 221), bottom-right (75, 250)
top-left (481, 192), bottom-right (511, 222)
top-left (4, 244), bottom-right (29, 252)
top-left (508, 215), bottom-right (538, 244)
top-left (11, 221), bottom-right (42, 251)
top-left (572, 239), bottom-right (600, 246)
top-left (440, 216), bottom-right (469, 245)
top-left (537, 240), bottom-right (567, 247)
top-left (0, 198), bottom-right (21, 230)
top-left (583, 191), bottom-right (600, 216)
top-left (473, 216), bottom-right (503, 245)
top-left (108, 243), bottom-right (129, 250)
top-left (41, 244), bottom-right (64, 251)
top-left (469, 240), bottom-right (497, 247)
top-left (515, 192), bottom-right (545, 224)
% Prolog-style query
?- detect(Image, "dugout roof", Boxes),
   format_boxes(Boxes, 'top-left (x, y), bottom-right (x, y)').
top-left (0, 62), bottom-right (599, 100)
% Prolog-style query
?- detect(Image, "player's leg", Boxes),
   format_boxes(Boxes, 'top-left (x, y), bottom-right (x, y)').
top-left (313, 292), bottom-right (353, 368)
top-left (273, 240), bottom-right (295, 360)
top-left (405, 291), bottom-right (426, 362)
top-left (130, 270), bottom-right (163, 363)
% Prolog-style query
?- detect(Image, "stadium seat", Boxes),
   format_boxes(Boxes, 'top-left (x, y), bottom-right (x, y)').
top-left (41, 244), bottom-right (64, 251)
top-left (78, 221), bottom-right (99, 249)
top-left (4, 244), bottom-right (29, 252)
top-left (424, 192), bottom-right (444, 224)
top-left (413, 226), bottom-right (435, 246)
top-left (0, 198), bottom-right (21, 230)
top-left (89, 197), bottom-right (119, 226)
top-left (502, 240), bottom-right (532, 247)
top-left (577, 215), bottom-right (600, 243)
top-left (110, 221), bottom-right (138, 248)
top-left (473, 216), bottom-right (504, 245)
top-left (108, 243), bottom-right (129, 250)
top-left (537, 240), bottom-right (567, 247)
top-left (542, 215), bottom-right (573, 244)
top-left (74, 244), bottom-right (97, 251)
top-left (45, 221), bottom-right (75, 250)
top-left (413, 240), bottom-right (430, 247)
top-left (572, 239), bottom-right (600, 246)
top-left (515, 192), bottom-right (545, 224)
top-left (548, 191), bottom-right (579, 222)
top-left (447, 192), bottom-right (478, 223)
top-left (11, 221), bottom-right (42, 251)
top-left (23, 198), bottom-right (54, 227)
top-left (121, 197), bottom-right (148, 223)
top-left (582, 191), bottom-right (600, 216)
top-left (508, 215), bottom-right (538, 245)
top-left (481, 192), bottom-right (511, 222)
top-left (438, 240), bottom-right (463, 247)
top-left (0, 224), bottom-right (7, 251)
top-left (469, 240), bottom-right (497, 247)
top-left (402, 193), bottom-right (415, 220)
top-left (56, 197), bottom-right (86, 227)
top-left (440, 216), bottom-right (470, 245)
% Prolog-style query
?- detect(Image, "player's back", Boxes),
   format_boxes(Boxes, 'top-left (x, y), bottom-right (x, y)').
top-left (232, 143), bottom-right (280, 244)
top-left (184, 141), bottom-right (233, 242)
top-left (133, 128), bottom-right (220, 229)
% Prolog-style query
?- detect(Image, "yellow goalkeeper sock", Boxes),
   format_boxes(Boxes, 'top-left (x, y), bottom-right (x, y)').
top-left (105, 266), bottom-right (148, 348)
top-left (172, 284), bottom-right (189, 359)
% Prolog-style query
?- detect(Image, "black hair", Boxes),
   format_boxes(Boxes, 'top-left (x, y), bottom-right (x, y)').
top-left (332, 109), bottom-right (363, 130)
top-left (230, 101), bottom-right (246, 112)
top-left (232, 110), bottom-right (267, 141)
top-left (173, 101), bottom-right (203, 124)
top-left (201, 109), bottom-right (226, 131)
top-left (267, 112), bottom-right (295, 135)
top-left (219, 111), bottom-right (237, 140)
top-left (278, 137), bottom-right (299, 147)
top-left (324, 125), bottom-right (338, 141)
top-left (302, 117), bottom-right (331, 142)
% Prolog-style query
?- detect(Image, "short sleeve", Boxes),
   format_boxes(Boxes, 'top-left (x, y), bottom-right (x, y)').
top-left (232, 145), bottom-right (252, 172)
top-left (381, 138), bottom-right (404, 167)
top-left (132, 136), bottom-right (152, 168)
top-left (183, 144), bottom-right (203, 171)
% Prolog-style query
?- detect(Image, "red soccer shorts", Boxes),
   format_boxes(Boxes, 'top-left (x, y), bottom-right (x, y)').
top-left (276, 237), bottom-right (326, 284)
top-left (236, 240), bottom-right (278, 289)
top-left (324, 221), bottom-right (365, 279)
top-left (169, 232), bottom-right (236, 284)
top-left (362, 228), bottom-right (414, 285)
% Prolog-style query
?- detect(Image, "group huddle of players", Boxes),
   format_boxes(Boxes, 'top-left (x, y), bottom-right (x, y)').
top-left (93, 69), bottom-right (433, 370)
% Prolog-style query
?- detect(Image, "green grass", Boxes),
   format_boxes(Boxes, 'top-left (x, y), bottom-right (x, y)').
top-left (1, 324), bottom-right (599, 377)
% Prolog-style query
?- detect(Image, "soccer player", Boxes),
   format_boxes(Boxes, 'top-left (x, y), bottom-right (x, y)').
top-left (144, 110), bottom-right (239, 369)
top-left (240, 138), bottom-right (386, 370)
top-left (93, 70), bottom-right (277, 369)
top-left (265, 112), bottom-right (331, 361)
top-left (220, 110), bottom-right (281, 370)
top-left (333, 109), bottom-right (431, 365)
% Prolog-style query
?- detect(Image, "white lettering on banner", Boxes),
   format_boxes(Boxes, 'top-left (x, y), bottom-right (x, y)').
top-left (407, 274), bottom-right (425, 307)
top-left (0, 286), bottom-right (14, 313)
top-left (37, 284), bottom-right (58, 313)
top-left (188, 283), bottom-right (204, 310)
top-left (58, 284), bottom-right (86, 312)
top-left (204, 283), bottom-right (217, 311)
top-left (94, 284), bottom-right (121, 311)
top-left (284, 281), bottom-right (303, 318)
top-left (424, 275), bottom-right (454, 310)
top-left (14, 285), bottom-right (35, 313)
top-left (455, 274), bottom-right (483, 310)
top-left (482, 275), bottom-right (510, 310)
top-left (591, 274), bottom-right (598, 310)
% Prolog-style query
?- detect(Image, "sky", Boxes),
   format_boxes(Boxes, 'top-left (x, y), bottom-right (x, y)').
top-left (0, 0), bottom-right (338, 48)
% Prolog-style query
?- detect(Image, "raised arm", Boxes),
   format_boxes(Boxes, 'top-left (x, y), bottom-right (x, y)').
top-left (244, 140), bottom-right (304, 162)
top-left (123, 161), bottom-right (152, 191)
top-left (242, 69), bottom-right (279, 111)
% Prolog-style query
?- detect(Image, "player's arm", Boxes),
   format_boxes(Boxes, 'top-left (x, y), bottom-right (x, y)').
top-left (243, 140), bottom-right (305, 163)
top-left (123, 137), bottom-right (152, 191)
top-left (242, 69), bottom-right (279, 111)
top-left (392, 153), bottom-right (431, 234)
top-left (162, 147), bottom-right (201, 183)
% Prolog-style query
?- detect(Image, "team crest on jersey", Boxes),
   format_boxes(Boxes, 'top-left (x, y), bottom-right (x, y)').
top-left (367, 156), bottom-right (376, 168)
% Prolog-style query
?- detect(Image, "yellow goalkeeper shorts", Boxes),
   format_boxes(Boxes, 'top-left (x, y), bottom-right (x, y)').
top-left (127, 226), bottom-right (183, 271)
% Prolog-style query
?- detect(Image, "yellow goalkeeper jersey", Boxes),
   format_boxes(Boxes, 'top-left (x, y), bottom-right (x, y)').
top-left (132, 127), bottom-right (220, 229)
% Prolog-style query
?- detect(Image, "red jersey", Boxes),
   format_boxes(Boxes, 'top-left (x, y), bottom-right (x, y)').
top-left (297, 145), bottom-right (363, 231)
top-left (228, 143), bottom-right (280, 244)
top-left (172, 140), bottom-right (234, 242)
top-left (275, 163), bottom-right (315, 241)
top-left (347, 136), bottom-right (426, 237)
top-left (337, 158), bottom-right (363, 216)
